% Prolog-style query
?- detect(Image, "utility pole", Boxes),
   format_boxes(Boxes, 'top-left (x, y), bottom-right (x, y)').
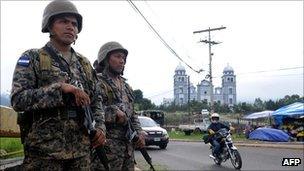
top-left (187, 76), bottom-right (191, 124)
top-left (193, 26), bottom-right (226, 114)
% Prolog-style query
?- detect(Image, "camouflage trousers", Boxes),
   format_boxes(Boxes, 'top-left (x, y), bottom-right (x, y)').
top-left (91, 138), bottom-right (135, 171)
top-left (22, 154), bottom-right (90, 171)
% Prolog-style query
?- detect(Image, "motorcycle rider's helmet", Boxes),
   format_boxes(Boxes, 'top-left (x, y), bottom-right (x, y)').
top-left (211, 113), bottom-right (220, 123)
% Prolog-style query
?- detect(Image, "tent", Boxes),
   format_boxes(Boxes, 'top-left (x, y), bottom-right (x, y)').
top-left (249, 127), bottom-right (290, 142)
top-left (243, 110), bottom-right (274, 120)
top-left (272, 102), bottom-right (304, 125)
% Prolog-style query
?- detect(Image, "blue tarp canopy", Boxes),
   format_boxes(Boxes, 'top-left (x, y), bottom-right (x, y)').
top-left (249, 127), bottom-right (290, 142)
top-left (272, 102), bottom-right (304, 125)
top-left (243, 110), bottom-right (274, 120)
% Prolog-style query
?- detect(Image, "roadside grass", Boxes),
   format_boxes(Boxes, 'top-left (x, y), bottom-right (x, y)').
top-left (0, 137), bottom-right (24, 159)
top-left (169, 131), bottom-right (203, 141)
top-left (231, 133), bottom-right (247, 141)
top-left (169, 130), bottom-right (248, 142)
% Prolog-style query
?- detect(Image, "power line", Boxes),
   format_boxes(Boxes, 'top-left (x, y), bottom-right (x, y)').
top-left (146, 89), bottom-right (175, 99)
top-left (237, 66), bottom-right (303, 75)
top-left (238, 73), bottom-right (303, 78)
top-left (141, 0), bottom-right (195, 62)
top-left (213, 66), bottom-right (303, 78)
top-left (127, 0), bottom-right (203, 73)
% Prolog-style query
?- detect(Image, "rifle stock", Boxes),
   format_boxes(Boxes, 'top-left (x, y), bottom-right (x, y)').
top-left (120, 103), bottom-right (155, 171)
top-left (73, 80), bottom-right (109, 171)
top-left (89, 130), bottom-right (109, 171)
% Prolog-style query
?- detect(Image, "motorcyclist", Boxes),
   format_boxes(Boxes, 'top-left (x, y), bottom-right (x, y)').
top-left (207, 113), bottom-right (230, 159)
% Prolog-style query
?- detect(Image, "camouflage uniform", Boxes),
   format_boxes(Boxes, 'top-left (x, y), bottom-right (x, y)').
top-left (91, 42), bottom-right (142, 171)
top-left (11, 42), bottom-right (105, 170)
top-left (91, 73), bottom-right (142, 171)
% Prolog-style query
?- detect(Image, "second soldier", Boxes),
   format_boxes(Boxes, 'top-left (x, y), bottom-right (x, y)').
top-left (92, 41), bottom-right (146, 171)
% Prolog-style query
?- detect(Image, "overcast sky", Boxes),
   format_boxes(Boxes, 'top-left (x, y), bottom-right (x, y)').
top-left (1, 1), bottom-right (303, 105)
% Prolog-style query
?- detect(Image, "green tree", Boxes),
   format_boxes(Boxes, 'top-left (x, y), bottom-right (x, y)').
top-left (265, 99), bottom-right (277, 110)
top-left (138, 98), bottom-right (155, 110)
top-left (253, 98), bottom-right (265, 111)
top-left (133, 89), bottom-right (143, 103)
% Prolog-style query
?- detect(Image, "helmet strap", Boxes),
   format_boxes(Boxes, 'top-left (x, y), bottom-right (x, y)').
top-left (73, 35), bottom-right (78, 45)
top-left (49, 30), bottom-right (55, 38)
top-left (109, 65), bottom-right (122, 76)
top-left (103, 62), bottom-right (122, 77)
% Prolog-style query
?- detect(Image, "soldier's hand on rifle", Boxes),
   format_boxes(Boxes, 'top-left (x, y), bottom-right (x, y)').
top-left (135, 131), bottom-right (146, 149)
top-left (91, 128), bottom-right (106, 148)
top-left (116, 109), bottom-right (127, 125)
top-left (60, 83), bottom-right (91, 106)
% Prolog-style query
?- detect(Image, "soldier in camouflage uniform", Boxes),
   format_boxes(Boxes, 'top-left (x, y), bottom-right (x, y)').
top-left (11, 0), bottom-right (106, 170)
top-left (91, 41), bottom-right (146, 171)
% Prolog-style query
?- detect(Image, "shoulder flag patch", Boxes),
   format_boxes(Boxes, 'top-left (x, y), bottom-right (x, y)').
top-left (17, 55), bottom-right (30, 67)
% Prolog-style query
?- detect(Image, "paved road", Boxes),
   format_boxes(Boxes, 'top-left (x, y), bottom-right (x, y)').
top-left (135, 141), bottom-right (304, 170)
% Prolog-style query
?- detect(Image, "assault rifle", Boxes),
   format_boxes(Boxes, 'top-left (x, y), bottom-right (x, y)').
top-left (74, 80), bottom-right (109, 171)
top-left (118, 103), bottom-right (155, 171)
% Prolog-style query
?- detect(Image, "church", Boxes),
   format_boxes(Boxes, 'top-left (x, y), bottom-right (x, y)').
top-left (173, 64), bottom-right (237, 107)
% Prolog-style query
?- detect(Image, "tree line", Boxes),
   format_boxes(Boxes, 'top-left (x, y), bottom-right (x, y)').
top-left (1, 90), bottom-right (302, 115)
top-left (133, 90), bottom-right (303, 114)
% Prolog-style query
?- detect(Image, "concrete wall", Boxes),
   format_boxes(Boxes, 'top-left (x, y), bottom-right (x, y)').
top-left (0, 106), bottom-right (20, 137)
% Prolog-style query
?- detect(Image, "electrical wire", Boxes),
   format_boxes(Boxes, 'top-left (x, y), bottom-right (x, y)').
top-left (212, 66), bottom-right (303, 78)
top-left (127, 0), bottom-right (203, 73)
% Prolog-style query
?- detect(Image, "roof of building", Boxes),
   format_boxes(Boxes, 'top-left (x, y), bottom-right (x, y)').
top-left (175, 63), bottom-right (185, 71)
top-left (223, 63), bottom-right (234, 72)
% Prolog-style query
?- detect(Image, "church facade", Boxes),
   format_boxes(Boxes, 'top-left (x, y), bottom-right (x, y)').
top-left (173, 64), bottom-right (237, 107)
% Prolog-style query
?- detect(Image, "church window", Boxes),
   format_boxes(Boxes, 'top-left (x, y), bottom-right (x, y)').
top-left (227, 78), bottom-right (230, 81)
top-left (229, 98), bottom-right (233, 104)
top-left (181, 77), bottom-right (184, 82)
top-left (231, 78), bottom-right (234, 82)
top-left (229, 88), bottom-right (233, 94)
top-left (180, 88), bottom-right (183, 93)
top-left (204, 91), bottom-right (207, 95)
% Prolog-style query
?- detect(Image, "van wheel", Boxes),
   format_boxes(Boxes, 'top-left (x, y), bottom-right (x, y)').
top-left (194, 128), bottom-right (201, 133)
top-left (184, 130), bottom-right (192, 135)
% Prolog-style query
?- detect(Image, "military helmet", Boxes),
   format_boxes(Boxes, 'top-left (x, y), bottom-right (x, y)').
top-left (42, 0), bottom-right (83, 33)
top-left (97, 41), bottom-right (128, 65)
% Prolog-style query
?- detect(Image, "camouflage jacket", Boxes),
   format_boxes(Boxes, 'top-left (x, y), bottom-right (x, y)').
top-left (96, 73), bottom-right (142, 141)
top-left (11, 42), bottom-right (105, 160)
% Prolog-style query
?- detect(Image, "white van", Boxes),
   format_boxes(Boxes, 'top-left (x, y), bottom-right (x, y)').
top-left (201, 109), bottom-right (209, 116)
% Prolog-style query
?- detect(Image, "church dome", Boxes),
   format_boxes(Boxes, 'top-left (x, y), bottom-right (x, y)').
top-left (223, 64), bottom-right (234, 73)
top-left (175, 64), bottom-right (185, 71)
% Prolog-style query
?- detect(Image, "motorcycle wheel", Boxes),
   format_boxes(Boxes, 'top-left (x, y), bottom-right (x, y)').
top-left (213, 155), bottom-right (222, 165)
top-left (214, 159), bottom-right (221, 165)
top-left (230, 150), bottom-right (242, 170)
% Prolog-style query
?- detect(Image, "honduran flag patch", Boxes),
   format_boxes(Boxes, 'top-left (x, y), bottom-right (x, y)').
top-left (17, 55), bottom-right (30, 67)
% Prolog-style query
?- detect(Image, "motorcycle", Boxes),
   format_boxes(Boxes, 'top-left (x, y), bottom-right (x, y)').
top-left (208, 128), bottom-right (242, 170)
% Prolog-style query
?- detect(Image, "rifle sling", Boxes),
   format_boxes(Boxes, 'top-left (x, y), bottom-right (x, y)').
top-left (42, 45), bottom-right (72, 76)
